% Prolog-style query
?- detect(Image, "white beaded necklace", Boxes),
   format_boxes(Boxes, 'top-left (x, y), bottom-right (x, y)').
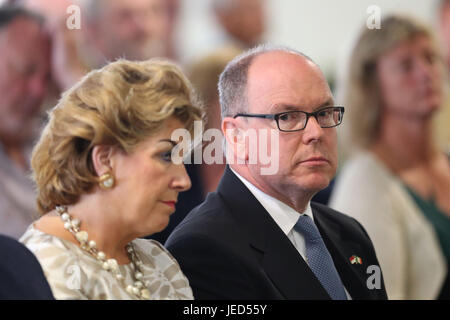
top-left (56, 205), bottom-right (151, 299)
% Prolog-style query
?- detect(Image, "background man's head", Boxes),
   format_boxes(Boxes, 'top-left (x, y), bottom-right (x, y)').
top-left (188, 45), bottom-right (242, 131)
top-left (220, 45), bottom-right (338, 211)
top-left (213, 0), bottom-right (266, 47)
top-left (0, 6), bottom-right (50, 147)
top-left (85, 0), bottom-right (171, 61)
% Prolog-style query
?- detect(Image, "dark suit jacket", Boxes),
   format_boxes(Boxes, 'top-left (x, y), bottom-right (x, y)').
top-left (0, 235), bottom-right (54, 300)
top-left (166, 166), bottom-right (388, 300)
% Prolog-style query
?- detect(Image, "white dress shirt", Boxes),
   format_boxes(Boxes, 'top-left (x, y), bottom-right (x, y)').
top-left (231, 168), bottom-right (351, 299)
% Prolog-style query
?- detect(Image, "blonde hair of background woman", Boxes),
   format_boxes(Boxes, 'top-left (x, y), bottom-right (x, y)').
top-left (337, 15), bottom-right (449, 161)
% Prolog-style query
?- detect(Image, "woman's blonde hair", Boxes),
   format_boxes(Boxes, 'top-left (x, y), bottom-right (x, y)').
top-left (32, 59), bottom-right (203, 214)
top-left (341, 15), bottom-right (440, 156)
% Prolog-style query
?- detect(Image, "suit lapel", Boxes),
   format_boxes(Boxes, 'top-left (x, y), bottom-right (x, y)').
top-left (313, 206), bottom-right (371, 299)
top-left (217, 167), bottom-right (330, 299)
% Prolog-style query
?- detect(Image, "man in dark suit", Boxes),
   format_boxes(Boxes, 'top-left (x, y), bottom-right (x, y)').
top-left (0, 235), bottom-right (54, 299)
top-left (166, 45), bottom-right (387, 300)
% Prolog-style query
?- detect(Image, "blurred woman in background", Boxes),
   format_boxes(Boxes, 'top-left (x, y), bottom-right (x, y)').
top-left (330, 15), bottom-right (450, 300)
top-left (20, 58), bottom-right (203, 299)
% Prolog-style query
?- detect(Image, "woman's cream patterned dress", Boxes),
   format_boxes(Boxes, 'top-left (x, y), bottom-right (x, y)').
top-left (20, 225), bottom-right (193, 300)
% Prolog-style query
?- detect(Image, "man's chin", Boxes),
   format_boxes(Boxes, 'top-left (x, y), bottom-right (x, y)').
top-left (147, 219), bottom-right (170, 236)
top-left (126, 42), bottom-right (166, 60)
top-left (297, 174), bottom-right (331, 194)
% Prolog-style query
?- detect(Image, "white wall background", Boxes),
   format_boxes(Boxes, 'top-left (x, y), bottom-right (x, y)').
top-left (175, 0), bottom-right (442, 77)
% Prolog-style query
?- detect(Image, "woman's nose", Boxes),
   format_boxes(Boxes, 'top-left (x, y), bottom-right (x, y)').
top-left (171, 164), bottom-right (192, 192)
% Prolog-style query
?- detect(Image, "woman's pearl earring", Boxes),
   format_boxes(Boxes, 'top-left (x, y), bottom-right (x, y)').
top-left (99, 172), bottom-right (115, 189)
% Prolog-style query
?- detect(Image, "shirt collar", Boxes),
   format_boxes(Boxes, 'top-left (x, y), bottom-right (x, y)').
top-left (230, 167), bottom-right (314, 236)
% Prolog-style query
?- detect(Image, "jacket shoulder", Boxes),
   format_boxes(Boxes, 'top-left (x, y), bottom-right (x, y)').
top-left (167, 192), bottom-right (237, 244)
top-left (311, 202), bottom-right (372, 242)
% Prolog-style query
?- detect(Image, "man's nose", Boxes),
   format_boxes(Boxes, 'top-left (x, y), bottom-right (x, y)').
top-left (301, 116), bottom-right (324, 144)
top-left (415, 56), bottom-right (437, 83)
top-left (28, 73), bottom-right (48, 100)
top-left (131, 12), bottom-right (151, 35)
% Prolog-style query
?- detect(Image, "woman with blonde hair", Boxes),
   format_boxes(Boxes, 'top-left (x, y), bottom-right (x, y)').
top-left (20, 58), bottom-right (203, 299)
top-left (330, 15), bottom-right (450, 299)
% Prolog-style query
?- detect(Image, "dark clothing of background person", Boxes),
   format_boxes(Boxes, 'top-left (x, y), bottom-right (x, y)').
top-left (0, 234), bottom-right (54, 299)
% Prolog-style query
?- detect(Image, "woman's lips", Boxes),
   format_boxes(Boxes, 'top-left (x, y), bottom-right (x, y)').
top-left (161, 201), bottom-right (176, 209)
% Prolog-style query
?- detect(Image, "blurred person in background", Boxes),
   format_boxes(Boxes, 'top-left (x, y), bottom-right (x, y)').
top-left (187, 45), bottom-right (242, 194)
top-left (0, 5), bottom-right (51, 238)
top-left (81, 0), bottom-right (172, 69)
top-left (330, 15), bottom-right (450, 300)
top-left (21, 0), bottom-right (86, 92)
top-left (212, 0), bottom-right (266, 50)
top-left (22, 0), bottom-right (176, 90)
top-left (439, 0), bottom-right (450, 71)
top-left (21, 0), bottom-right (179, 122)
top-left (151, 45), bottom-right (241, 244)
top-left (436, 0), bottom-right (450, 154)
top-left (165, 0), bottom-right (180, 60)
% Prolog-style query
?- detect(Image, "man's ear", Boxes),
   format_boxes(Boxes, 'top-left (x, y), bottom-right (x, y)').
top-left (222, 117), bottom-right (248, 163)
top-left (91, 145), bottom-right (116, 177)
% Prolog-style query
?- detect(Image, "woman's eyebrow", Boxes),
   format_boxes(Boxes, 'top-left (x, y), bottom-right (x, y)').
top-left (158, 139), bottom-right (177, 147)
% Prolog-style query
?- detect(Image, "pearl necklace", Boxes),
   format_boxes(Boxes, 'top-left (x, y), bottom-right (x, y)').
top-left (55, 206), bottom-right (151, 300)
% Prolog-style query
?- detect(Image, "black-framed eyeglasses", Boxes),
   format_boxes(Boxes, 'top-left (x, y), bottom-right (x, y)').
top-left (233, 106), bottom-right (345, 132)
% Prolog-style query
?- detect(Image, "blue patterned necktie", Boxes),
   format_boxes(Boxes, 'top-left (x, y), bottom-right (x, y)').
top-left (294, 214), bottom-right (347, 300)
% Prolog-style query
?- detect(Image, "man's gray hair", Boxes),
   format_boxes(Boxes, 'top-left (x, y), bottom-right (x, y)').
top-left (218, 43), bottom-right (316, 120)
